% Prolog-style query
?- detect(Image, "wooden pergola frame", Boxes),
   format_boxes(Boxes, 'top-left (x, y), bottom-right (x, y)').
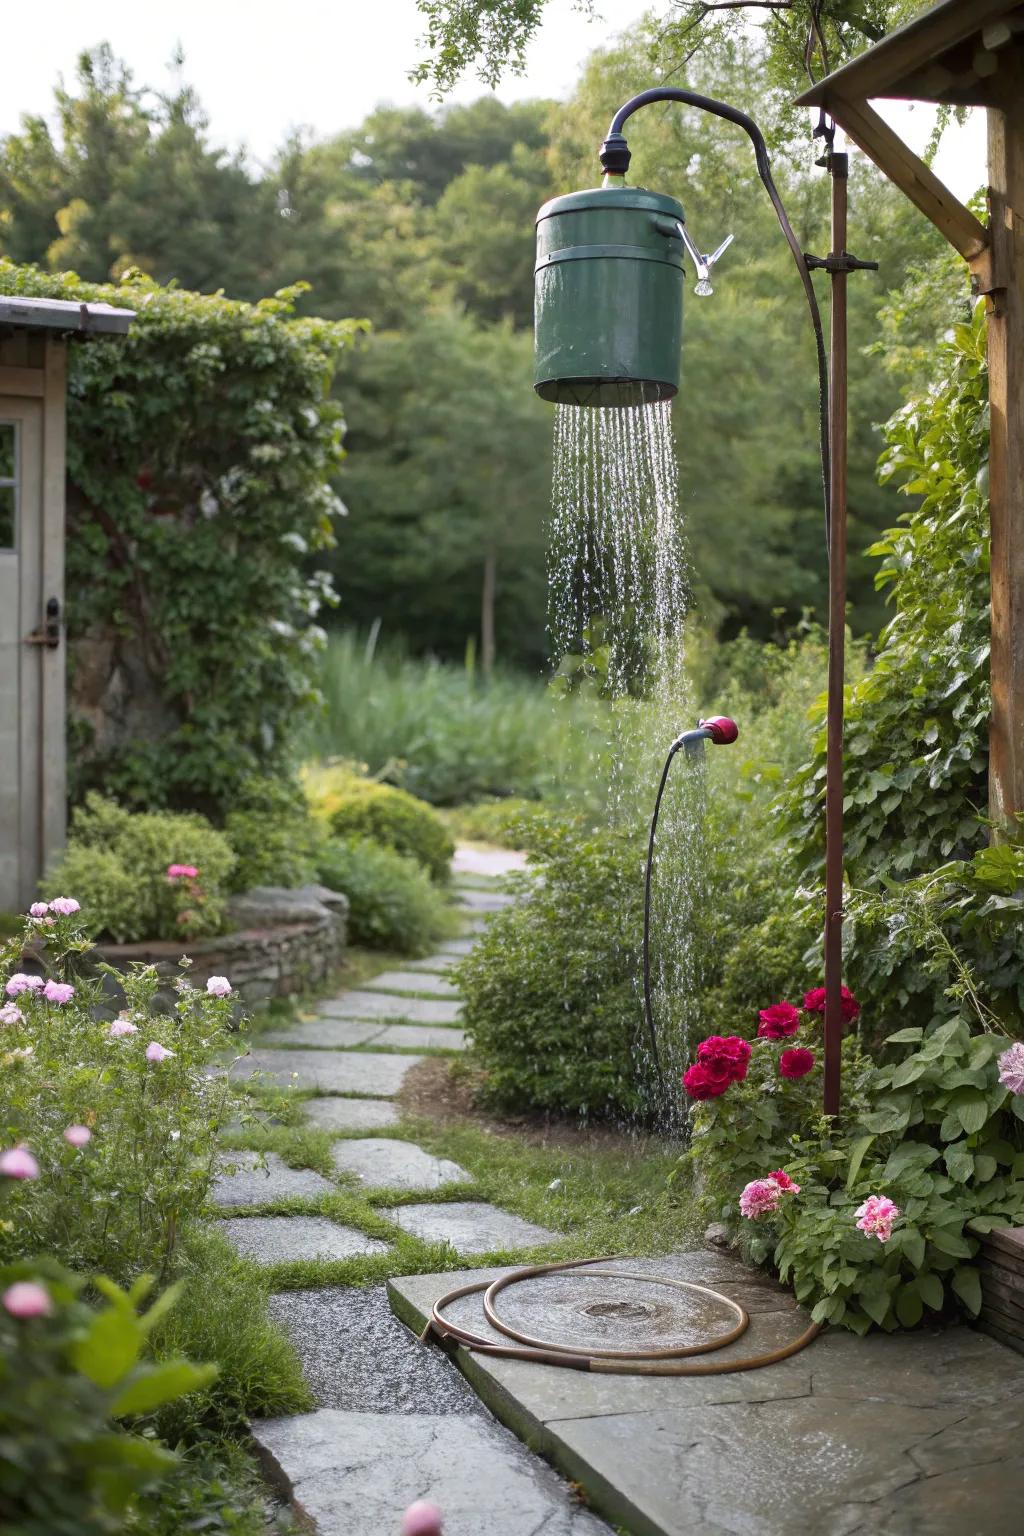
top-left (796, 0), bottom-right (1024, 840)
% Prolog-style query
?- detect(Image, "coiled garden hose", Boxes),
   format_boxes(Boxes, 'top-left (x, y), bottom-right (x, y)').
top-left (421, 1256), bottom-right (821, 1375)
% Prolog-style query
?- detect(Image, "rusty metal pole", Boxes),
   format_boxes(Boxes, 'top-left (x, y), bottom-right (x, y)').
top-left (823, 149), bottom-right (849, 1121)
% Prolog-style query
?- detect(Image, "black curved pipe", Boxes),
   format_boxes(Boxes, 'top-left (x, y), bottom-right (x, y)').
top-left (601, 87), bottom-right (831, 552)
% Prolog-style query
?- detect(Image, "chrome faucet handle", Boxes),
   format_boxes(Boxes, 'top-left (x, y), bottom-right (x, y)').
top-left (676, 223), bottom-right (734, 296)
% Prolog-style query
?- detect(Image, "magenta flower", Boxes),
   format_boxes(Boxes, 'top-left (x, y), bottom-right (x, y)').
top-left (109, 1018), bottom-right (139, 1038)
top-left (167, 864), bottom-right (200, 881)
top-left (0, 1146), bottom-right (40, 1180)
top-left (145, 1041), bottom-right (174, 1063)
top-left (767, 1169), bottom-right (801, 1193)
top-left (998, 1042), bottom-right (1024, 1096)
top-left (757, 1002), bottom-right (801, 1039)
top-left (779, 1047), bottom-right (815, 1080)
top-left (206, 976), bottom-right (232, 997)
top-left (855, 1195), bottom-right (900, 1243)
top-left (5, 974), bottom-right (43, 998)
top-left (63, 1125), bottom-right (92, 1148)
top-left (43, 980), bottom-right (74, 1005)
top-left (401, 1502), bottom-right (444, 1536)
top-left (48, 896), bottom-right (81, 916)
top-left (0, 1003), bottom-right (23, 1026)
top-left (803, 984), bottom-right (861, 1021)
top-left (3, 1281), bottom-right (52, 1319)
top-left (739, 1178), bottom-right (783, 1220)
top-left (28, 902), bottom-right (50, 918)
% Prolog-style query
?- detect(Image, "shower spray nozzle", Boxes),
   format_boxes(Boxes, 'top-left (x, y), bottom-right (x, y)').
top-left (672, 716), bottom-right (739, 754)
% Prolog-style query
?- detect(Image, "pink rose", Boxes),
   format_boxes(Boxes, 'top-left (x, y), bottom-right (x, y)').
top-left (48, 897), bottom-right (80, 916)
top-left (64, 1125), bottom-right (92, 1148)
top-left (855, 1195), bottom-right (900, 1243)
top-left (682, 1062), bottom-right (731, 1100)
top-left (401, 1502), bottom-right (443, 1536)
top-left (29, 902), bottom-right (50, 918)
top-left (43, 980), bottom-right (74, 1005)
top-left (768, 1169), bottom-right (801, 1193)
top-left (145, 1042), bottom-right (175, 1063)
top-left (803, 985), bottom-right (861, 1021)
top-left (109, 1018), bottom-right (139, 1038)
top-left (0, 1003), bottom-right (23, 1025)
top-left (3, 1281), bottom-right (52, 1319)
top-left (779, 1047), bottom-right (815, 1080)
top-left (0, 1146), bottom-right (40, 1180)
top-left (206, 976), bottom-right (232, 997)
top-left (998, 1042), bottom-right (1024, 1097)
top-left (739, 1178), bottom-right (783, 1220)
top-left (757, 1002), bottom-right (801, 1039)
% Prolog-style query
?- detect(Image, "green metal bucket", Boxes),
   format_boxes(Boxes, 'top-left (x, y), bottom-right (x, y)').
top-left (534, 184), bottom-right (685, 408)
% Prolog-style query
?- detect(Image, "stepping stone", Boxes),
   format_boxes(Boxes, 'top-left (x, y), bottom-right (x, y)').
top-left (319, 991), bottom-right (462, 1025)
top-left (390, 1201), bottom-right (558, 1255)
top-left (211, 1150), bottom-right (336, 1208)
top-left (221, 1215), bottom-right (389, 1265)
top-left (457, 889), bottom-right (513, 913)
top-left (402, 954), bottom-right (458, 974)
top-left (267, 1285), bottom-right (480, 1414)
top-left (330, 1139), bottom-right (471, 1191)
top-left (259, 1019), bottom-right (380, 1048)
top-left (363, 969), bottom-right (460, 998)
top-left (252, 1410), bottom-right (609, 1536)
top-left (232, 1049), bottom-right (425, 1097)
top-left (453, 845), bottom-right (528, 877)
top-left (371, 1024), bottom-right (467, 1051)
top-left (436, 937), bottom-right (479, 957)
top-left (303, 1097), bottom-right (400, 1132)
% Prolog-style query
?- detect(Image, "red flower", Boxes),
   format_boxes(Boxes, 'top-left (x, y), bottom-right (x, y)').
top-left (682, 1062), bottom-right (731, 1100)
top-left (768, 1169), bottom-right (799, 1192)
top-left (757, 1002), bottom-right (801, 1039)
top-left (803, 985), bottom-right (860, 1021)
top-left (779, 1047), bottom-right (815, 1080)
top-left (697, 1035), bottom-right (751, 1083)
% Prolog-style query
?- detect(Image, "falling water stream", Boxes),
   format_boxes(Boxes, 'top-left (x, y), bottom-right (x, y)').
top-left (549, 400), bottom-right (707, 1126)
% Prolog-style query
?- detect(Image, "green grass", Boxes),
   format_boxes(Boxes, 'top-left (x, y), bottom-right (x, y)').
top-left (309, 629), bottom-right (606, 807)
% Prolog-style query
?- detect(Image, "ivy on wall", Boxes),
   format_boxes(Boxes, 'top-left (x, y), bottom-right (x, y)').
top-left (0, 259), bottom-right (364, 816)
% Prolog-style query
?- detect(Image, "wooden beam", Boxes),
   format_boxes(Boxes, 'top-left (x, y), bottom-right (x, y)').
top-left (826, 93), bottom-right (989, 260)
top-left (0, 366), bottom-right (44, 398)
top-left (987, 60), bottom-right (1024, 836)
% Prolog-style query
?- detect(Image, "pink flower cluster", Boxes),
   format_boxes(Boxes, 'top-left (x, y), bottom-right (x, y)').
top-left (739, 1169), bottom-right (802, 1221)
top-left (28, 896), bottom-right (80, 919)
top-left (5, 974), bottom-right (74, 1004)
top-left (998, 1041), bottom-right (1024, 1097)
top-left (167, 864), bottom-right (200, 881)
top-left (855, 1195), bottom-right (900, 1243)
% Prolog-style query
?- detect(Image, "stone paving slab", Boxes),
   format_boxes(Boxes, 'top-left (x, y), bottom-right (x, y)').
top-left (390, 1200), bottom-right (559, 1254)
top-left (362, 969), bottom-right (460, 997)
top-left (302, 1097), bottom-right (401, 1132)
top-left (318, 991), bottom-right (463, 1025)
top-left (457, 889), bottom-right (513, 912)
top-left (330, 1138), bottom-right (471, 1191)
top-left (232, 1049), bottom-right (425, 1096)
top-left (211, 1151), bottom-right (337, 1209)
top-left (267, 1285), bottom-right (481, 1414)
top-left (259, 1019), bottom-right (381, 1049)
top-left (388, 1253), bottom-right (1024, 1536)
top-left (221, 1215), bottom-right (389, 1265)
top-left (453, 845), bottom-right (528, 877)
top-left (370, 1023), bottom-right (467, 1051)
top-left (403, 954), bottom-right (459, 973)
top-left (438, 937), bottom-right (480, 956)
top-left (252, 1410), bottom-right (610, 1536)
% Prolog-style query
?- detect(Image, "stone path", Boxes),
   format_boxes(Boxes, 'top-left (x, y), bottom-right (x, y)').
top-left (218, 846), bottom-right (600, 1534)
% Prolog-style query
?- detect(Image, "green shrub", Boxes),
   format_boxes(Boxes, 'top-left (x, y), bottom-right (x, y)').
top-left (450, 797), bottom-right (544, 849)
top-left (459, 818), bottom-right (645, 1119)
top-left (314, 838), bottom-right (455, 954)
top-left (223, 777), bottom-right (322, 893)
top-left (309, 766), bottom-right (454, 882)
top-left (43, 794), bottom-right (235, 943)
top-left (1, 909), bottom-right (236, 1280)
top-left (0, 1260), bottom-right (215, 1536)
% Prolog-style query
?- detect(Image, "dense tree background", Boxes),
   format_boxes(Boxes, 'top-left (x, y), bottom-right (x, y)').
top-left (0, 12), bottom-right (969, 667)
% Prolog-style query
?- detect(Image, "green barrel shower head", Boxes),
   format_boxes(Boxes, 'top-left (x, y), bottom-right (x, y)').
top-left (534, 185), bottom-right (687, 408)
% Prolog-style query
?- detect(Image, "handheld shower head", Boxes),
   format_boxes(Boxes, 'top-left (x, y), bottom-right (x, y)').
top-left (672, 715), bottom-right (739, 753)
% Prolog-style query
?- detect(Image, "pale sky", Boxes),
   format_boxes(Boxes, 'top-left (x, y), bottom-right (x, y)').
top-left (0, 0), bottom-right (987, 200)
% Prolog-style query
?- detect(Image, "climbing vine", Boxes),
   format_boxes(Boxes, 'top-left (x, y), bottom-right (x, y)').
top-left (0, 259), bottom-right (364, 816)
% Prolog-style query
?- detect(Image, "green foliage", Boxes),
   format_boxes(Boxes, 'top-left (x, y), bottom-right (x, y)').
top-left (449, 797), bottom-right (546, 848)
top-left (317, 772), bottom-right (454, 883)
top-left (0, 258), bottom-right (359, 818)
top-left (0, 910), bottom-right (236, 1279)
top-left (314, 839), bottom-right (455, 955)
top-left (310, 631), bottom-right (606, 806)
top-left (0, 1259), bottom-right (215, 1536)
top-left (459, 817), bottom-right (645, 1119)
top-left (44, 794), bottom-right (235, 943)
top-left (223, 778), bottom-right (322, 893)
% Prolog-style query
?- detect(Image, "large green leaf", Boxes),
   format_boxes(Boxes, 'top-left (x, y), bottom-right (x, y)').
top-left (69, 1307), bottom-right (141, 1388)
top-left (950, 1087), bottom-right (991, 1136)
top-left (111, 1359), bottom-right (218, 1418)
top-left (845, 1134), bottom-right (875, 1191)
top-left (943, 1143), bottom-right (974, 1184)
top-left (917, 1272), bottom-right (944, 1310)
top-left (951, 1265), bottom-right (982, 1316)
top-left (928, 1226), bottom-right (973, 1258)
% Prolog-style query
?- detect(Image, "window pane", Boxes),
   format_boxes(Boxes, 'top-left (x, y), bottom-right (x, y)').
top-left (0, 486), bottom-right (14, 548)
top-left (0, 423), bottom-right (14, 481)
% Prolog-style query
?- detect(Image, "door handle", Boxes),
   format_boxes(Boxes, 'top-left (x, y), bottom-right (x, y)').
top-left (24, 596), bottom-right (61, 649)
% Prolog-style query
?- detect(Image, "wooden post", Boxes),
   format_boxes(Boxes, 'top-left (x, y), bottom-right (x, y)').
top-left (987, 60), bottom-right (1024, 839)
top-left (823, 151), bottom-right (849, 1121)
